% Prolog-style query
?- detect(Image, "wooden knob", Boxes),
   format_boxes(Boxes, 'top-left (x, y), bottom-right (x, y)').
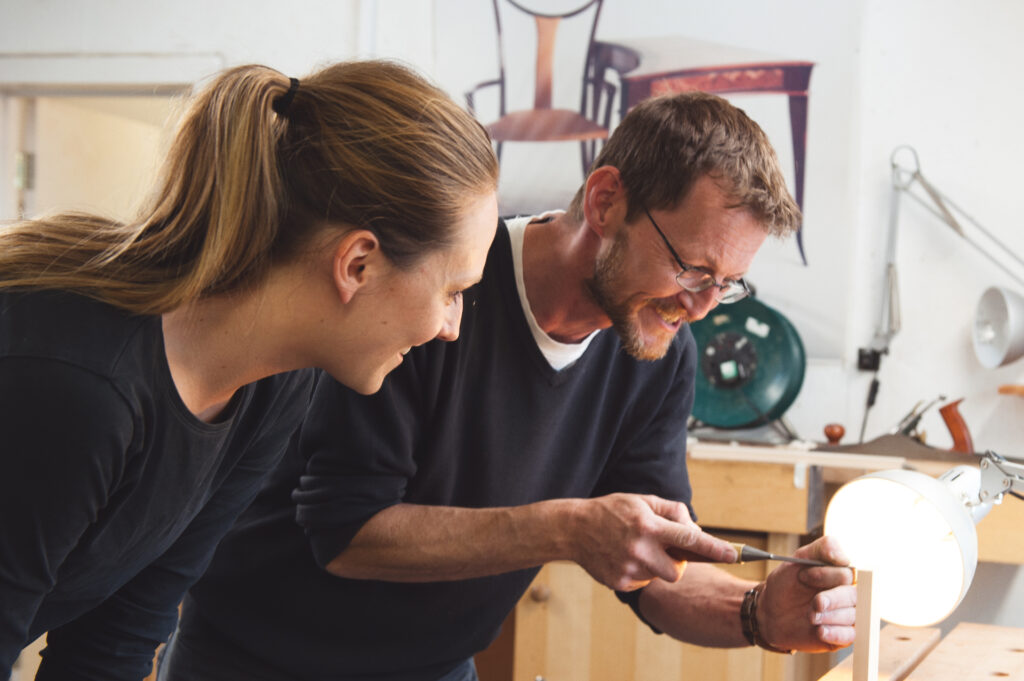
top-left (824, 423), bottom-right (845, 445)
top-left (529, 584), bottom-right (551, 602)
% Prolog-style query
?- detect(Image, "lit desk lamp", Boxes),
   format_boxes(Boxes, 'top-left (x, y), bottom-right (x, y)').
top-left (825, 450), bottom-right (1024, 626)
top-left (824, 452), bottom-right (1024, 680)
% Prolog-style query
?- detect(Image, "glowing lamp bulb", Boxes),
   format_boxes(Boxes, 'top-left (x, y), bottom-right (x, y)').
top-left (824, 469), bottom-right (979, 626)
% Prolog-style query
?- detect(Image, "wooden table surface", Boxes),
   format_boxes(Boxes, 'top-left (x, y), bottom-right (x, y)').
top-left (818, 622), bottom-right (1024, 680)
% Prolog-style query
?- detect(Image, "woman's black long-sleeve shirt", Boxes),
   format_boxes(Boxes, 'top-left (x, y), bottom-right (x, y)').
top-left (0, 290), bottom-right (314, 680)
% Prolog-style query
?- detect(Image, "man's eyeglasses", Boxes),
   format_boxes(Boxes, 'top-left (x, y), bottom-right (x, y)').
top-left (643, 207), bottom-right (751, 304)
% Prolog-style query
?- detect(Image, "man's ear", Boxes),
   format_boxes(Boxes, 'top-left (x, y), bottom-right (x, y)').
top-left (331, 229), bottom-right (381, 304)
top-left (582, 166), bottom-right (628, 238)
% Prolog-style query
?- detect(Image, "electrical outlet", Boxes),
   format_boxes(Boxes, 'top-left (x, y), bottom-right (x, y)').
top-left (857, 348), bottom-right (882, 372)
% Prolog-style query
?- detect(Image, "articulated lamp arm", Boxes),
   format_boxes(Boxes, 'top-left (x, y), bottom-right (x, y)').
top-left (866, 149), bottom-right (912, 355)
top-left (869, 146), bottom-right (1024, 355)
top-left (859, 148), bottom-right (1024, 438)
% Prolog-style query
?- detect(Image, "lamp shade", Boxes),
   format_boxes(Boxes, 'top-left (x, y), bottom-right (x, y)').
top-left (824, 469), bottom-right (978, 626)
top-left (973, 286), bottom-right (1024, 368)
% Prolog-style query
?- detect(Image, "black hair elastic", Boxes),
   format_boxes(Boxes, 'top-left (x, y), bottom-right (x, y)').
top-left (272, 77), bottom-right (300, 116)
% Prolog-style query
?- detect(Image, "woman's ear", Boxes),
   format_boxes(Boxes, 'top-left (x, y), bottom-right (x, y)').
top-left (582, 166), bottom-right (627, 238)
top-left (331, 230), bottom-right (381, 304)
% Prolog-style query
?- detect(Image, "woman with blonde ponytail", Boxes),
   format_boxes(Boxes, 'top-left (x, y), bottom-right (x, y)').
top-left (0, 60), bottom-right (498, 680)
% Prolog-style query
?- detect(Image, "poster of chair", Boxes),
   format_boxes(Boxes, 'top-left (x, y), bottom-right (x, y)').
top-left (434, 0), bottom-right (849, 362)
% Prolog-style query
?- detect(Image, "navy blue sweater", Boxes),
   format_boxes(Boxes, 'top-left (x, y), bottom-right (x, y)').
top-left (183, 222), bottom-right (697, 681)
top-left (0, 290), bottom-right (314, 680)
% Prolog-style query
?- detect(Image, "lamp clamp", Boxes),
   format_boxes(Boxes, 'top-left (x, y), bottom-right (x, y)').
top-left (977, 450), bottom-right (1024, 504)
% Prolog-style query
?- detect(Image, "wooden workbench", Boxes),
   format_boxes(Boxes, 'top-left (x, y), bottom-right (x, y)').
top-left (818, 622), bottom-right (1024, 680)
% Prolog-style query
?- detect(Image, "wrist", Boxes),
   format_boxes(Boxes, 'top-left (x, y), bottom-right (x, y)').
top-left (534, 497), bottom-right (584, 562)
top-left (740, 582), bottom-right (794, 655)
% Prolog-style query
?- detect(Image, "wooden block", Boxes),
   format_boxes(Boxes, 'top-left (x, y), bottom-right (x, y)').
top-left (686, 456), bottom-right (823, 534)
top-left (669, 639), bottom-right (763, 681)
top-left (978, 498), bottom-right (1024, 564)
top-left (688, 442), bottom-right (905, 472)
top-left (590, 573), bottom-right (636, 681)
top-left (540, 561), bottom-right (598, 679)
top-left (512, 565), bottom-right (552, 681)
top-left (853, 569), bottom-right (879, 681)
top-left (905, 622), bottom-right (1024, 680)
top-left (512, 561), bottom-right (597, 681)
top-left (816, 626), bottom-right (940, 681)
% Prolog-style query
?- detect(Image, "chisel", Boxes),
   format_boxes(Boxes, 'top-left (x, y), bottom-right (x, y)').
top-left (729, 542), bottom-right (830, 567)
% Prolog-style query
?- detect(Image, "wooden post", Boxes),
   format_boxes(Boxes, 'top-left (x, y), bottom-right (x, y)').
top-left (853, 569), bottom-right (879, 681)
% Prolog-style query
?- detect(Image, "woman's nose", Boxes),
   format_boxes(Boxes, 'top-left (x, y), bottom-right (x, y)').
top-left (437, 296), bottom-right (464, 342)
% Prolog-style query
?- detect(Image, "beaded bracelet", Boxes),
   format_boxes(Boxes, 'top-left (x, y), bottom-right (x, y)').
top-left (740, 583), bottom-right (795, 655)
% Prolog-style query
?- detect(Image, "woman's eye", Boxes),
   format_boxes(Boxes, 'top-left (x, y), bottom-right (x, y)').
top-left (448, 282), bottom-right (479, 303)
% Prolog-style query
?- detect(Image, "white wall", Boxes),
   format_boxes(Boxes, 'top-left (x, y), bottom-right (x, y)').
top-left (850, 0), bottom-right (1024, 456)
top-left (0, 0), bottom-right (362, 80)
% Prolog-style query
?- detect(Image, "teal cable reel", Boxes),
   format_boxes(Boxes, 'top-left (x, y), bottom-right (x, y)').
top-left (689, 296), bottom-right (806, 431)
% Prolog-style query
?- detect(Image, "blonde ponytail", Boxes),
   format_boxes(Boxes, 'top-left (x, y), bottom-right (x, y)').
top-left (0, 61), bottom-right (498, 314)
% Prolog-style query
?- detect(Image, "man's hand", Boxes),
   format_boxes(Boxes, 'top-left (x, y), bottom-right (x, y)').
top-left (757, 535), bottom-right (856, 652)
top-left (567, 493), bottom-right (737, 591)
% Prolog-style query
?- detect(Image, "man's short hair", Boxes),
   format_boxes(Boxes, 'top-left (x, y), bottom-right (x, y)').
top-left (568, 91), bottom-right (801, 237)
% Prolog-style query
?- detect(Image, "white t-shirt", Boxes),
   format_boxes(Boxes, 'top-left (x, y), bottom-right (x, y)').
top-left (505, 214), bottom-right (598, 371)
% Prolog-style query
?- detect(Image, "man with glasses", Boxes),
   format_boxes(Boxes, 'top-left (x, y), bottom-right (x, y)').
top-left (165, 92), bottom-right (856, 681)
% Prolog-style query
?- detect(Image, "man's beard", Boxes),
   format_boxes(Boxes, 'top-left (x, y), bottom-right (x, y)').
top-left (584, 230), bottom-right (684, 361)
